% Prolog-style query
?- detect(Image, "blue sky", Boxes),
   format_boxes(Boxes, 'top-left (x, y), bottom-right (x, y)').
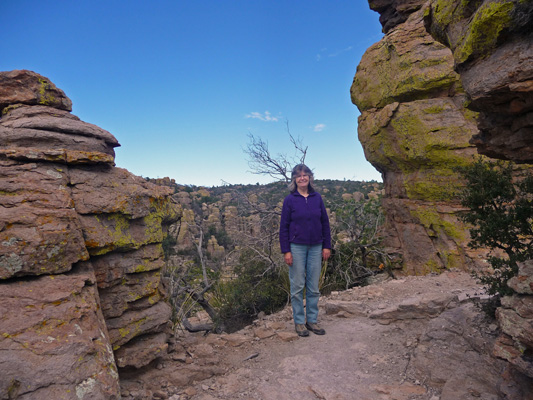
top-left (2, 1), bottom-right (384, 187)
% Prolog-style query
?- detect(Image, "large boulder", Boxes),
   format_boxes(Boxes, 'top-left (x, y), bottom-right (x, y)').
top-left (354, 0), bottom-right (532, 389)
top-left (369, 0), bottom-right (427, 33)
top-left (0, 159), bottom-right (89, 279)
top-left (0, 105), bottom-right (118, 164)
top-left (0, 69), bottom-right (72, 112)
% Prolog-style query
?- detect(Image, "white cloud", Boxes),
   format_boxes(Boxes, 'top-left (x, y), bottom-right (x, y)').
top-left (245, 111), bottom-right (280, 122)
top-left (313, 123), bottom-right (326, 132)
top-left (316, 46), bottom-right (354, 61)
top-left (328, 46), bottom-right (353, 57)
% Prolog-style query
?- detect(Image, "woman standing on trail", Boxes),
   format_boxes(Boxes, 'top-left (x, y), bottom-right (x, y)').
top-left (279, 164), bottom-right (331, 337)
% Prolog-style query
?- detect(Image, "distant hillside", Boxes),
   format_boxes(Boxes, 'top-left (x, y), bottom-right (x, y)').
top-left (148, 176), bottom-right (386, 332)
top-left (147, 177), bottom-right (384, 212)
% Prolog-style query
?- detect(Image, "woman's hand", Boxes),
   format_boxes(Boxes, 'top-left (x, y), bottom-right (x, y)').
top-left (322, 248), bottom-right (331, 261)
top-left (284, 252), bottom-right (293, 266)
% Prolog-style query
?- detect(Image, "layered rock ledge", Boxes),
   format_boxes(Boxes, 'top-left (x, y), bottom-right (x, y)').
top-left (0, 70), bottom-right (180, 399)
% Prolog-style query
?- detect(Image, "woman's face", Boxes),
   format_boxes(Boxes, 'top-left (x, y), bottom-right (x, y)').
top-left (295, 172), bottom-right (310, 190)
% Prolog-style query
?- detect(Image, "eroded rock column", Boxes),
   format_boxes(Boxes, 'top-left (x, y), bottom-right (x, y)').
top-left (351, 5), bottom-right (482, 274)
top-left (0, 70), bottom-right (180, 399)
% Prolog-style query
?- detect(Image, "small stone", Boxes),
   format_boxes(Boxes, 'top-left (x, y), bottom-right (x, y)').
top-left (276, 331), bottom-right (299, 342)
top-left (253, 327), bottom-right (276, 339)
top-left (183, 387), bottom-right (197, 396)
top-left (172, 353), bottom-right (187, 362)
top-left (337, 311), bottom-right (349, 318)
top-left (153, 390), bottom-right (166, 399)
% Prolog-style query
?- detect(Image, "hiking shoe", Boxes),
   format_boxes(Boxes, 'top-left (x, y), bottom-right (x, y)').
top-left (305, 322), bottom-right (326, 335)
top-left (295, 324), bottom-right (309, 337)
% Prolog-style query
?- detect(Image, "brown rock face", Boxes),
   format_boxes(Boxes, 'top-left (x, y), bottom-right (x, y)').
top-left (424, 0), bottom-right (533, 163)
top-left (369, 0), bottom-right (427, 33)
top-left (0, 70), bottom-right (180, 398)
top-left (0, 105), bottom-right (118, 163)
top-left (0, 263), bottom-right (120, 399)
top-left (495, 260), bottom-right (533, 378)
top-left (0, 70), bottom-right (72, 112)
top-left (355, 0), bottom-right (533, 386)
top-left (416, 0), bottom-right (533, 382)
top-left (351, 7), bottom-right (483, 274)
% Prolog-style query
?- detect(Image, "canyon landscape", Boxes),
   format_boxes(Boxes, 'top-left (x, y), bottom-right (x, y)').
top-left (1, 0), bottom-right (532, 399)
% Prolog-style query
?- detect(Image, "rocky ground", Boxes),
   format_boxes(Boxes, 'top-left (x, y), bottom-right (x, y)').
top-left (119, 271), bottom-right (532, 400)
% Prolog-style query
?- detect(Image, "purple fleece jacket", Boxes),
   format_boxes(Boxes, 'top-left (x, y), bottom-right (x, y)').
top-left (279, 191), bottom-right (332, 254)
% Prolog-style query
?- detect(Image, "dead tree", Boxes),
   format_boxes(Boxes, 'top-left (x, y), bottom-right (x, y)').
top-left (244, 120), bottom-right (308, 183)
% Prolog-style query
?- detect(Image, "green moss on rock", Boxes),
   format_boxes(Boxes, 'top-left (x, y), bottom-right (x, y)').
top-left (410, 207), bottom-right (466, 242)
top-left (455, 1), bottom-right (514, 65)
top-left (351, 30), bottom-right (459, 111)
top-left (38, 78), bottom-right (57, 106)
top-left (112, 317), bottom-right (148, 350)
top-left (359, 98), bottom-right (476, 197)
top-left (441, 248), bottom-right (466, 270)
top-left (420, 258), bottom-right (443, 275)
top-left (404, 177), bottom-right (458, 202)
top-left (86, 202), bottom-right (177, 256)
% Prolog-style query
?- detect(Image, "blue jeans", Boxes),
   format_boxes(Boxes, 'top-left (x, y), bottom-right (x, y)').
top-left (289, 243), bottom-right (322, 325)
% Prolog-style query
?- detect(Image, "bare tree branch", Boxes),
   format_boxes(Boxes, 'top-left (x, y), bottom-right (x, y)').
top-left (286, 120), bottom-right (307, 165)
top-left (244, 120), bottom-right (308, 183)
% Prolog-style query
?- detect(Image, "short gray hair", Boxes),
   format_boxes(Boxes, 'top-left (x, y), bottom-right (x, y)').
top-left (288, 164), bottom-right (315, 193)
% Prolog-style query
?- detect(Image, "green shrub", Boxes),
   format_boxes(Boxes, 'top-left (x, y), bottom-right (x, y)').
top-left (457, 157), bottom-right (533, 298)
top-left (162, 233), bottom-right (177, 259)
top-left (212, 250), bottom-right (289, 332)
top-left (324, 198), bottom-right (387, 292)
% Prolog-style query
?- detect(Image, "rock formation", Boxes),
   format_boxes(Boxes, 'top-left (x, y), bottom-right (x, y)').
top-left (422, 0), bottom-right (533, 381)
top-left (495, 260), bottom-right (533, 378)
top-left (351, 4), bottom-right (483, 274)
top-left (356, 0), bottom-right (533, 382)
top-left (424, 0), bottom-right (533, 163)
top-left (0, 70), bottom-right (180, 399)
top-left (368, 0), bottom-right (427, 33)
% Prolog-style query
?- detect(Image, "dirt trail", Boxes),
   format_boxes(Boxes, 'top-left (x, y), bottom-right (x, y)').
top-left (194, 317), bottom-right (425, 399)
top-left (121, 272), bottom-right (532, 400)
